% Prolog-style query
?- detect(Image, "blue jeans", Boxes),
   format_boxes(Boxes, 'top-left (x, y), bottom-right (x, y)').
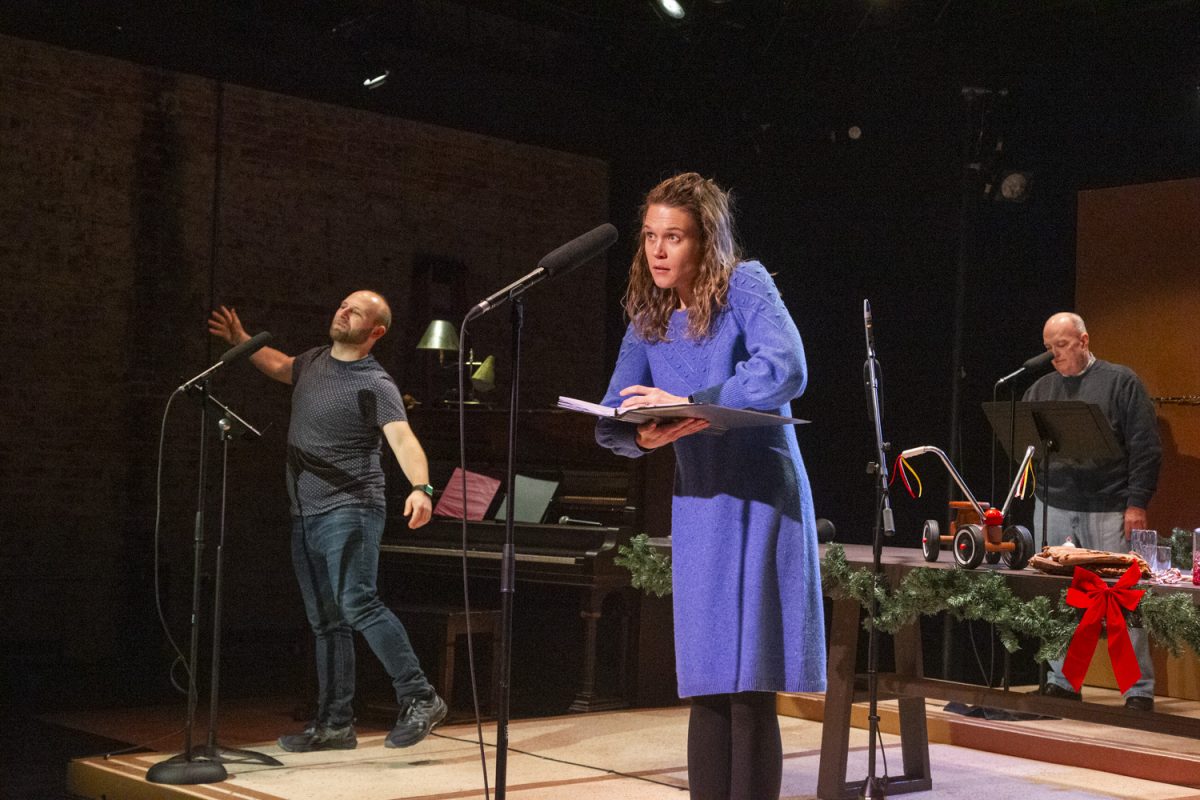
top-left (292, 506), bottom-right (429, 726)
top-left (1034, 500), bottom-right (1155, 700)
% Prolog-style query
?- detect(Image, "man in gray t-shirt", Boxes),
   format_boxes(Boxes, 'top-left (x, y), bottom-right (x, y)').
top-left (210, 290), bottom-right (447, 751)
top-left (286, 343), bottom-right (409, 516)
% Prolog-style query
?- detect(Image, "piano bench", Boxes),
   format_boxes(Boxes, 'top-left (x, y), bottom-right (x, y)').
top-left (382, 603), bottom-right (503, 720)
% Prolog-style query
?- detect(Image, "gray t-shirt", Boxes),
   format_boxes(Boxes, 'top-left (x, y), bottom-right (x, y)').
top-left (286, 346), bottom-right (408, 516)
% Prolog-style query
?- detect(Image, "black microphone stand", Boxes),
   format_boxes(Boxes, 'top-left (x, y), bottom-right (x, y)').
top-left (459, 297), bottom-right (525, 800)
top-left (201, 397), bottom-right (280, 767)
top-left (147, 386), bottom-right (279, 784)
top-left (862, 301), bottom-right (894, 800)
top-left (147, 379), bottom-right (227, 785)
top-left (460, 224), bottom-right (616, 799)
top-left (493, 298), bottom-right (523, 800)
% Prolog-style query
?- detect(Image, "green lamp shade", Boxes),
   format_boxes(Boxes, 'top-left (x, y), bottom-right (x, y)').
top-left (416, 319), bottom-right (460, 352)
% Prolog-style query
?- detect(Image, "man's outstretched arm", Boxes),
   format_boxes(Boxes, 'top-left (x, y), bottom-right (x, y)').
top-left (208, 305), bottom-right (295, 384)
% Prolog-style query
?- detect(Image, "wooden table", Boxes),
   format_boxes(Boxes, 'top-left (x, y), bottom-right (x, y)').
top-left (818, 544), bottom-right (1200, 800)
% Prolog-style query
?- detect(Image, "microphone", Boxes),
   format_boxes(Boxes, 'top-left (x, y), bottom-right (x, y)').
top-left (863, 299), bottom-right (875, 354)
top-left (219, 331), bottom-right (273, 366)
top-left (863, 299), bottom-right (881, 423)
top-left (995, 350), bottom-right (1052, 387)
top-left (178, 331), bottom-right (273, 392)
top-left (816, 518), bottom-right (836, 543)
top-left (467, 223), bottom-right (618, 321)
top-left (539, 223), bottom-right (619, 278)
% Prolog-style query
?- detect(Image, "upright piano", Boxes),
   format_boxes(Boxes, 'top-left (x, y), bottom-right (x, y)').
top-left (381, 407), bottom-right (677, 712)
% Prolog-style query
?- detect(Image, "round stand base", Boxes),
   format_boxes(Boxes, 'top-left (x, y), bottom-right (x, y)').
top-left (146, 756), bottom-right (228, 785)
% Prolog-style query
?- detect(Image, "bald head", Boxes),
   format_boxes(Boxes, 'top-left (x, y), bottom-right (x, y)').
top-left (329, 290), bottom-right (393, 352)
top-left (1042, 312), bottom-right (1091, 377)
top-left (358, 289), bottom-right (392, 331)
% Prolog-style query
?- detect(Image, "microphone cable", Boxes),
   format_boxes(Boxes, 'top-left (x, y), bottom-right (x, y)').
top-left (456, 314), bottom-right (493, 800)
top-left (446, 224), bottom-right (617, 798)
top-left (152, 389), bottom-right (197, 698)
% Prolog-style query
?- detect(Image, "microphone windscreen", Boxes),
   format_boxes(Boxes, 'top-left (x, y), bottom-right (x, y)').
top-left (1022, 350), bottom-right (1053, 371)
top-left (538, 223), bottom-right (618, 278)
top-left (219, 331), bottom-right (273, 365)
top-left (816, 518), bottom-right (836, 543)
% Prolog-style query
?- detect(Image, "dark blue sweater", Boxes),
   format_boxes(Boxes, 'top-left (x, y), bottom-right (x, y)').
top-left (1022, 358), bottom-right (1161, 513)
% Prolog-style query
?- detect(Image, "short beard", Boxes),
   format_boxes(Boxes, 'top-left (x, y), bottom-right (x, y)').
top-left (330, 325), bottom-right (370, 345)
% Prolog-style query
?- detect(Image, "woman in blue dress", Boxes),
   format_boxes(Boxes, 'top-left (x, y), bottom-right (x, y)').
top-left (596, 173), bottom-right (826, 800)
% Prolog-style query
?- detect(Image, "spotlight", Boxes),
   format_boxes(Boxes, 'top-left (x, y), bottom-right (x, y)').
top-left (656, 0), bottom-right (686, 19)
top-left (996, 170), bottom-right (1032, 203)
top-left (362, 69), bottom-right (389, 90)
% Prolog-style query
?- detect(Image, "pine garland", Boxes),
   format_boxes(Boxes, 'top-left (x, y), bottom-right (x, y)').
top-left (616, 534), bottom-right (1200, 662)
top-left (820, 544), bottom-right (1076, 662)
top-left (821, 542), bottom-right (1200, 663)
top-left (615, 534), bottom-right (673, 597)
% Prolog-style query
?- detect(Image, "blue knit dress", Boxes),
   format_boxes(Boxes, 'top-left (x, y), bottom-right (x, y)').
top-left (596, 262), bottom-right (827, 697)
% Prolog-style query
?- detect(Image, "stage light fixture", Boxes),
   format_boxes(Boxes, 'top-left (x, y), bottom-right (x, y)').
top-left (656, 0), bottom-right (686, 19)
top-left (362, 69), bottom-right (389, 90)
top-left (996, 170), bottom-right (1032, 203)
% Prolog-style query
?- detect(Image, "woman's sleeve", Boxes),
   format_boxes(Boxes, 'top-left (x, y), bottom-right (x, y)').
top-left (690, 262), bottom-right (807, 410)
top-left (595, 324), bottom-right (653, 459)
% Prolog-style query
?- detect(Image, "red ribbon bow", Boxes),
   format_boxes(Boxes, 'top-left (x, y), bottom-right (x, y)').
top-left (1061, 563), bottom-right (1145, 693)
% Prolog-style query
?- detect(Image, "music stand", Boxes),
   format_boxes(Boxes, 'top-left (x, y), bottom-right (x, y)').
top-left (981, 400), bottom-right (1123, 548)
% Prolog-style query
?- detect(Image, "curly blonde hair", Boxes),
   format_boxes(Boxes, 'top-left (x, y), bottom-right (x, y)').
top-left (624, 173), bottom-right (741, 343)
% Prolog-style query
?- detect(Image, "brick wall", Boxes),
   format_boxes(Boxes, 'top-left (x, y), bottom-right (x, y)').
top-left (0, 33), bottom-right (610, 683)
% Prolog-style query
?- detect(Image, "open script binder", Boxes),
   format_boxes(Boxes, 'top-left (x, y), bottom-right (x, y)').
top-left (557, 395), bottom-right (807, 434)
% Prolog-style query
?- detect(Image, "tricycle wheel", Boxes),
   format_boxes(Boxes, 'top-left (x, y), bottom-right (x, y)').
top-left (953, 524), bottom-right (986, 569)
top-left (1003, 525), bottom-right (1035, 570)
top-left (922, 520), bottom-right (940, 562)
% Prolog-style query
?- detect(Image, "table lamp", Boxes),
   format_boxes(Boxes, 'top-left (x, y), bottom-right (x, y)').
top-left (416, 319), bottom-right (459, 365)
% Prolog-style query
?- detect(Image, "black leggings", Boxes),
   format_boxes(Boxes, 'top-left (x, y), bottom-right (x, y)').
top-left (687, 691), bottom-right (782, 800)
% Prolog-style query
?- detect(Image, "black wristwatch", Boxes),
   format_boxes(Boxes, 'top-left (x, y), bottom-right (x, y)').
top-left (411, 483), bottom-right (434, 498)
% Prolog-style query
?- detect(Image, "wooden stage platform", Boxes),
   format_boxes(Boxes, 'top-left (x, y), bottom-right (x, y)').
top-left (54, 691), bottom-right (1200, 800)
top-left (43, 543), bottom-right (1200, 798)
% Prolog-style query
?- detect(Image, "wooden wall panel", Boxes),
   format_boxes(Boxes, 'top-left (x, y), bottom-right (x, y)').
top-left (1076, 177), bottom-right (1200, 536)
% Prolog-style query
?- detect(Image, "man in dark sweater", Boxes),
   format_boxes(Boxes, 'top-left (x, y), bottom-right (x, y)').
top-left (209, 290), bottom-right (447, 750)
top-left (1024, 311), bottom-right (1162, 710)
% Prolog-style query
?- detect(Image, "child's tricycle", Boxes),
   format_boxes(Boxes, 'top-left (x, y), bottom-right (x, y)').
top-left (900, 444), bottom-right (1036, 570)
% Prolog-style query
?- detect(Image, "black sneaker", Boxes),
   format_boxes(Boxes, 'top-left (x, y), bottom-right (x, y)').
top-left (1125, 695), bottom-right (1154, 712)
top-left (385, 690), bottom-right (448, 748)
top-left (1038, 683), bottom-right (1082, 701)
top-left (278, 722), bottom-right (358, 752)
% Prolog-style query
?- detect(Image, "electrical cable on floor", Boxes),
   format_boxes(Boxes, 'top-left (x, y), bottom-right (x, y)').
top-left (97, 726), bottom-right (190, 760)
top-left (431, 730), bottom-right (689, 791)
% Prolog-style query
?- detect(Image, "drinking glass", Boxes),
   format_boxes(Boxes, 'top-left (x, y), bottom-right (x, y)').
top-left (1192, 529), bottom-right (1200, 585)
top-left (1130, 529), bottom-right (1158, 565)
top-left (1155, 544), bottom-right (1173, 577)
